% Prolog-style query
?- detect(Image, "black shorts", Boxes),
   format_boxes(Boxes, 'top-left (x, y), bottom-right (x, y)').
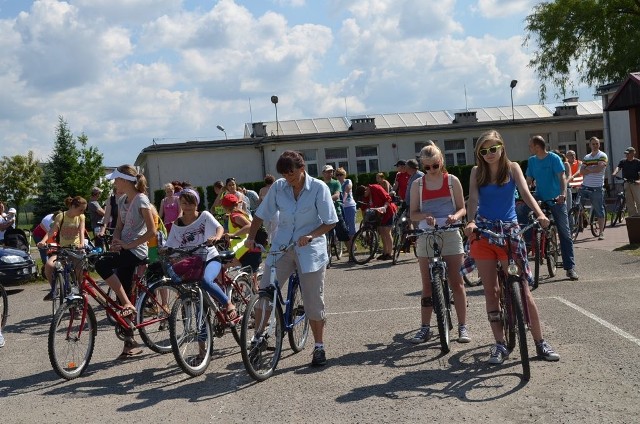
top-left (240, 251), bottom-right (262, 272)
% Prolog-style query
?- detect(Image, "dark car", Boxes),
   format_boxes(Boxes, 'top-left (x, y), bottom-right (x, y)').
top-left (0, 246), bottom-right (38, 285)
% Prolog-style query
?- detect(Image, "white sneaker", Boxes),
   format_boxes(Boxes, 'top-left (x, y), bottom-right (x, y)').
top-left (458, 325), bottom-right (471, 343)
top-left (0, 333), bottom-right (5, 348)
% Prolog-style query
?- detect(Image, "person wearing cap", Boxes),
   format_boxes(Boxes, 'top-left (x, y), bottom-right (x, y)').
top-left (164, 188), bottom-right (238, 349)
top-left (88, 187), bottom-right (105, 241)
top-left (392, 160), bottom-right (410, 202)
top-left (321, 163), bottom-right (343, 230)
top-left (245, 150), bottom-right (338, 367)
top-left (94, 165), bottom-right (156, 358)
top-left (213, 177), bottom-right (247, 215)
top-left (580, 137), bottom-right (608, 240)
top-left (613, 146), bottom-right (640, 216)
top-left (404, 159), bottom-right (424, 219)
top-left (0, 202), bottom-right (15, 243)
top-left (354, 183), bottom-right (398, 260)
top-left (220, 193), bottom-right (262, 290)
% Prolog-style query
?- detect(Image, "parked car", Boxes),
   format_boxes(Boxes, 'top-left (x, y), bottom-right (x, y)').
top-left (0, 246), bottom-right (38, 285)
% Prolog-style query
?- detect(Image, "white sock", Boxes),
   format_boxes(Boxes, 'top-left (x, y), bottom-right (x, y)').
top-left (314, 343), bottom-right (324, 349)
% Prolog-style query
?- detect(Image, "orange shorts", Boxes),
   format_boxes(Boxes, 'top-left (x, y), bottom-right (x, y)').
top-left (469, 237), bottom-right (508, 261)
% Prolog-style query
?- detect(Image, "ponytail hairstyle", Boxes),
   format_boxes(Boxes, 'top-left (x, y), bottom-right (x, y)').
top-left (419, 144), bottom-right (446, 173)
top-left (117, 164), bottom-right (147, 194)
top-left (64, 196), bottom-right (88, 211)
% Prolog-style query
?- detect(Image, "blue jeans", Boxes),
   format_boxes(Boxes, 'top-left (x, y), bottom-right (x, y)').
top-left (579, 187), bottom-right (605, 218)
top-left (202, 260), bottom-right (229, 305)
top-left (516, 201), bottom-right (575, 271)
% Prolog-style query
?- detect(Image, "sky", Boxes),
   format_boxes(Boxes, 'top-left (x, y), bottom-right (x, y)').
top-left (0, 0), bottom-right (596, 167)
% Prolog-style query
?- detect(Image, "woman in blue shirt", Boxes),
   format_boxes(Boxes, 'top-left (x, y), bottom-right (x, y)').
top-left (464, 130), bottom-right (560, 365)
top-left (245, 151), bottom-right (338, 367)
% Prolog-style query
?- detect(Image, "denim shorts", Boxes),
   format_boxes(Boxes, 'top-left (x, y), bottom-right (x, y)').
top-left (579, 187), bottom-right (605, 218)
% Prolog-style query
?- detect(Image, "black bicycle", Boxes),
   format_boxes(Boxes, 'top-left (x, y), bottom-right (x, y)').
top-left (610, 176), bottom-right (632, 227)
top-left (530, 201), bottom-right (559, 289)
top-left (406, 223), bottom-right (464, 353)
top-left (0, 282), bottom-right (7, 330)
top-left (349, 208), bottom-right (381, 265)
top-left (391, 204), bottom-right (411, 265)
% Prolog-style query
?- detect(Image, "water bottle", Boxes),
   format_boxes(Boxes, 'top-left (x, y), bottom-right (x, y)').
top-left (165, 264), bottom-right (182, 284)
top-left (91, 246), bottom-right (103, 254)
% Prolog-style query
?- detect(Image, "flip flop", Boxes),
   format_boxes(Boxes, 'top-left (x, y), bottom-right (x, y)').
top-left (120, 306), bottom-right (137, 318)
top-left (225, 305), bottom-right (238, 321)
top-left (116, 349), bottom-right (143, 360)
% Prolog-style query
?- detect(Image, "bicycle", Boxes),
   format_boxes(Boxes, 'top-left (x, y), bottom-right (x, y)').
top-left (349, 207), bottom-right (381, 265)
top-left (325, 228), bottom-right (342, 268)
top-left (610, 176), bottom-right (631, 227)
top-left (166, 245), bottom-right (254, 377)
top-left (46, 245), bottom-right (84, 316)
top-left (47, 248), bottom-right (182, 380)
top-left (569, 189), bottom-right (603, 240)
top-left (240, 242), bottom-right (310, 381)
top-left (405, 223), bottom-right (465, 353)
top-left (391, 204), bottom-right (411, 265)
top-left (530, 201), bottom-right (559, 289)
top-left (0, 282), bottom-right (7, 330)
top-left (472, 218), bottom-right (543, 381)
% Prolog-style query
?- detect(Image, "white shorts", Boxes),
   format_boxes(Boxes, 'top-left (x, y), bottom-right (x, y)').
top-left (415, 230), bottom-right (463, 258)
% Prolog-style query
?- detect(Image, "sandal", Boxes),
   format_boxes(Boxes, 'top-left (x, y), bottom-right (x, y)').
top-left (120, 305), bottom-right (137, 319)
top-left (225, 305), bottom-right (238, 321)
top-left (117, 340), bottom-right (143, 360)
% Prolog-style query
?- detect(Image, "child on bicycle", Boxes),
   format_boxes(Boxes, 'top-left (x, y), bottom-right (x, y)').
top-left (408, 144), bottom-right (470, 345)
top-left (38, 196), bottom-right (87, 301)
top-left (463, 130), bottom-right (560, 364)
top-left (164, 189), bottom-right (238, 320)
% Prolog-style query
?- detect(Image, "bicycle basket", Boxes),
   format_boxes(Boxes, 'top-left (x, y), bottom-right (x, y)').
top-left (364, 209), bottom-right (381, 226)
top-left (160, 247), bottom-right (208, 283)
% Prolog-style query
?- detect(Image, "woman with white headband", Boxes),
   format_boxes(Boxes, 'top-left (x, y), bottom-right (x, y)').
top-left (95, 164), bottom-right (157, 359)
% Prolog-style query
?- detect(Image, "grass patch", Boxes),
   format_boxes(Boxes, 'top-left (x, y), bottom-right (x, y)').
top-left (613, 244), bottom-right (640, 255)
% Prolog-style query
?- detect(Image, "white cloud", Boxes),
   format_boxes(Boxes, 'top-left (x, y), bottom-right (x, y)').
top-left (473, 0), bottom-right (534, 19)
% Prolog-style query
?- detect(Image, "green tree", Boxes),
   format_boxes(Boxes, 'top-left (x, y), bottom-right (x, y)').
top-left (0, 151), bottom-right (43, 225)
top-left (524, 0), bottom-right (640, 101)
top-left (33, 116), bottom-right (106, 220)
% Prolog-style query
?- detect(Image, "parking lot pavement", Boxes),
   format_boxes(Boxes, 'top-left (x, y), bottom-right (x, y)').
top-left (572, 220), bottom-right (634, 251)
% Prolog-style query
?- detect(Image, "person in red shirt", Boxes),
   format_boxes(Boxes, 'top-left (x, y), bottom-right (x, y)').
top-left (355, 184), bottom-right (397, 260)
top-left (393, 160), bottom-right (410, 201)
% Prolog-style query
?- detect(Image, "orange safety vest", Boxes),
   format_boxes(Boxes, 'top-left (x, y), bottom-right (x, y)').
top-left (569, 160), bottom-right (583, 188)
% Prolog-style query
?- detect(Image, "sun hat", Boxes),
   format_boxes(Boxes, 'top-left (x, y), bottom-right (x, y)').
top-left (322, 165), bottom-right (334, 172)
top-left (624, 147), bottom-right (636, 153)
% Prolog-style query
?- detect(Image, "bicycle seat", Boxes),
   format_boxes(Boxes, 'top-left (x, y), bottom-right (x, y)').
top-left (217, 250), bottom-right (236, 264)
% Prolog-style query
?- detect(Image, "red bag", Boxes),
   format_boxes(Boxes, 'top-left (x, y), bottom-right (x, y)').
top-left (171, 255), bottom-right (205, 282)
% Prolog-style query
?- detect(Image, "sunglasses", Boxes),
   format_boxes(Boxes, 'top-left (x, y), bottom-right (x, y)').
top-left (479, 144), bottom-right (502, 156)
top-left (423, 163), bottom-right (440, 171)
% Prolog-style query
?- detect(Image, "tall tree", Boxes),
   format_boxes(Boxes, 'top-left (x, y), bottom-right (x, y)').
top-left (33, 116), bottom-right (106, 220)
top-left (524, 0), bottom-right (640, 101)
top-left (0, 151), bottom-right (43, 225)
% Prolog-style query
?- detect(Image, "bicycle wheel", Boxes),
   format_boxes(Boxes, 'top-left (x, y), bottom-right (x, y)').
top-left (240, 294), bottom-right (284, 381)
top-left (500, 277), bottom-right (516, 351)
top-left (326, 233), bottom-right (333, 268)
top-left (334, 240), bottom-right (343, 260)
top-left (590, 208), bottom-right (605, 237)
top-left (532, 229), bottom-right (542, 289)
top-left (509, 277), bottom-right (530, 381)
top-left (350, 228), bottom-right (377, 265)
top-left (137, 280), bottom-right (181, 354)
top-left (229, 275), bottom-right (253, 345)
top-left (431, 267), bottom-right (450, 354)
top-left (169, 294), bottom-right (213, 377)
top-left (391, 224), bottom-right (403, 265)
top-left (52, 273), bottom-right (65, 316)
top-left (611, 197), bottom-right (625, 227)
top-left (569, 207), bottom-right (580, 241)
top-left (48, 300), bottom-right (97, 380)
top-left (287, 280), bottom-right (309, 353)
top-left (545, 226), bottom-right (558, 278)
top-left (0, 283), bottom-right (7, 329)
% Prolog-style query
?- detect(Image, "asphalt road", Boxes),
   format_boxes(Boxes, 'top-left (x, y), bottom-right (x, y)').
top-left (1, 234), bottom-right (640, 423)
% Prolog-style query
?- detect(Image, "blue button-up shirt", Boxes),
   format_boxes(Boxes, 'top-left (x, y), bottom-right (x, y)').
top-left (256, 172), bottom-right (338, 274)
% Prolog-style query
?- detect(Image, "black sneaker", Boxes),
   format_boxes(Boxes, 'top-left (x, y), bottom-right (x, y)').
top-left (311, 347), bottom-right (327, 366)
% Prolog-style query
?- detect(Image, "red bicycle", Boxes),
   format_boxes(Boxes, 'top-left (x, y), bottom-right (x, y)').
top-left (47, 249), bottom-right (182, 380)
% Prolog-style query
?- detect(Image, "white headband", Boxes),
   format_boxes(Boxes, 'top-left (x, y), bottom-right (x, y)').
top-left (106, 169), bottom-right (137, 182)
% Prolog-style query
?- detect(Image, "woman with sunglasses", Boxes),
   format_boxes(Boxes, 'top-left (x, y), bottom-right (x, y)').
top-left (463, 130), bottom-right (560, 364)
top-left (408, 144), bottom-right (469, 344)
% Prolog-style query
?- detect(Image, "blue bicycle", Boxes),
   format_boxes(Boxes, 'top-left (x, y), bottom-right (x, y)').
top-left (240, 242), bottom-right (310, 381)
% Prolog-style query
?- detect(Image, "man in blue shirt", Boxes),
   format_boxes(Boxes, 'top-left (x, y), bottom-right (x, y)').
top-left (246, 151), bottom-right (338, 366)
top-left (524, 135), bottom-right (579, 280)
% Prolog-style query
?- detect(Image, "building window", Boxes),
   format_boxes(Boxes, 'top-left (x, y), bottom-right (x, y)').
top-left (557, 131), bottom-right (577, 154)
top-left (414, 140), bottom-right (437, 157)
top-left (300, 149), bottom-right (318, 177)
top-left (585, 129), bottom-right (604, 141)
top-left (444, 139), bottom-right (467, 166)
top-left (325, 147), bottom-right (349, 173)
top-left (356, 145), bottom-right (379, 174)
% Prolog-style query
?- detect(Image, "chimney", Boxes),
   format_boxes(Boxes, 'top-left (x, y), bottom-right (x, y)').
top-left (554, 105), bottom-right (578, 116)
top-left (349, 117), bottom-right (376, 131)
top-left (252, 122), bottom-right (267, 137)
top-left (452, 111), bottom-right (478, 124)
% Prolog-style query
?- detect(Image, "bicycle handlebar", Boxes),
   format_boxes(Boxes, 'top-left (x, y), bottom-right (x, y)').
top-left (614, 175), bottom-right (636, 184)
top-left (473, 218), bottom-right (540, 240)
top-left (404, 222), bottom-right (465, 236)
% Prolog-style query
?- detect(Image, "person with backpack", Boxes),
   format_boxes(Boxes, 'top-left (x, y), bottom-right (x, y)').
top-left (408, 144), bottom-right (470, 345)
top-left (37, 196), bottom-right (87, 301)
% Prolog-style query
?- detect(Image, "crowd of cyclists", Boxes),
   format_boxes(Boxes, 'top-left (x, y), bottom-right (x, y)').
top-left (7, 129), bottom-right (640, 379)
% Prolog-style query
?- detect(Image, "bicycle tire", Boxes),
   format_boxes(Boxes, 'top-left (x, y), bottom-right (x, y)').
top-left (590, 208), bottom-right (604, 237)
top-left (532, 228), bottom-right (542, 289)
top-left (137, 280), bottom-right (181, 354)
top-left (326, 233), bottom-right (333, 268)
top-left (545, 226), bottom-right (558, 278)
top-left (611, 197), bottom-right (625, 227)
top-left (391, 225), bottom-right (403, 265)
top-left (431, 267), bottom-right (450, 354)
top-left (500, 276), bottom-right (516, 351)
top-left (0, 283), bottom-right (7, 329)
top-left (335, 240), bottom-right (343, 260)
top-left (48, 300), bottom-right (97, 380)
top-left (229, 275), bottom-right (253, 345)
top-left (509, 277), bottom-right (530, 381)
top-left (52, 273), bottom-right (65, 316)
top-left (169, 294), bottom-right (213, 377)
top-left (287, 279), bottom-right (309, 353)
top-left (240, 294), bottom-right (284, 382)
top-left (569, 207), bottom-right (580, 241)
top-left (350, 227), bottom-right (377, 265)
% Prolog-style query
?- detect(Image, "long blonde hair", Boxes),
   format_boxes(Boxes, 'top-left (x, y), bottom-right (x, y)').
top-left (475, 130), bottom-right (511, 187)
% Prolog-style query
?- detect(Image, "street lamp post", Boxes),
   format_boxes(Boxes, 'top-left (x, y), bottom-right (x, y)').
top-left (271, 95), bottom-right (279, 136)
top-left (510, 80), bottom-right (518, 122)
top-left (216, 125), bottom-right (227, 140)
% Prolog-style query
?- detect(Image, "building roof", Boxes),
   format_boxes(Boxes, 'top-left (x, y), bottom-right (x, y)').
top-left (244, 100), bottom-right (602, 137)
top-left (604, 72), bottom-right (640, 112)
